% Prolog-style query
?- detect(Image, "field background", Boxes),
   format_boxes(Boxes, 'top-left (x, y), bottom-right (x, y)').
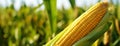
top-left (0, 0), bottom-right (120, 46)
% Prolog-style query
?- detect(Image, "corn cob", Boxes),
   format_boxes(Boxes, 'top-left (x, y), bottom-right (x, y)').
top-left (46, 2), bottom-right (108, 46)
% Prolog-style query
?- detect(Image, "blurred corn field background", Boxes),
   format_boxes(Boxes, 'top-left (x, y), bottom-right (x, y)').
top-left (0, 0), bottom-right (120, 46)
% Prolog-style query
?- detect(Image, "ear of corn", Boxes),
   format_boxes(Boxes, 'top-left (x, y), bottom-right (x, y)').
top-left (46, 2), bottom-right (108, 46)
top-left (73, 12), bottom-right (111, 46)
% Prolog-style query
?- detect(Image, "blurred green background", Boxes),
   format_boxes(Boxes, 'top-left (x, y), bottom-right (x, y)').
top-left (0, 0), bottom-right (120, 46)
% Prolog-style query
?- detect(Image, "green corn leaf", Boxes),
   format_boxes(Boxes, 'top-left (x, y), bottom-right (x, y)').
top-left (69, 0), bottom-right (76, 9)
top-left (43, 0), bottom-right (57, 35)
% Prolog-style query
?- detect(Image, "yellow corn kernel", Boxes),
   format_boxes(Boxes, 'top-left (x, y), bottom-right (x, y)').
top-left (54, 2), bottom-right (108, 46)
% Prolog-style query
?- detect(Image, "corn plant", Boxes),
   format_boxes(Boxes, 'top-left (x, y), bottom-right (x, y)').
top-left (0, 0), bottom-right (120, 46)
